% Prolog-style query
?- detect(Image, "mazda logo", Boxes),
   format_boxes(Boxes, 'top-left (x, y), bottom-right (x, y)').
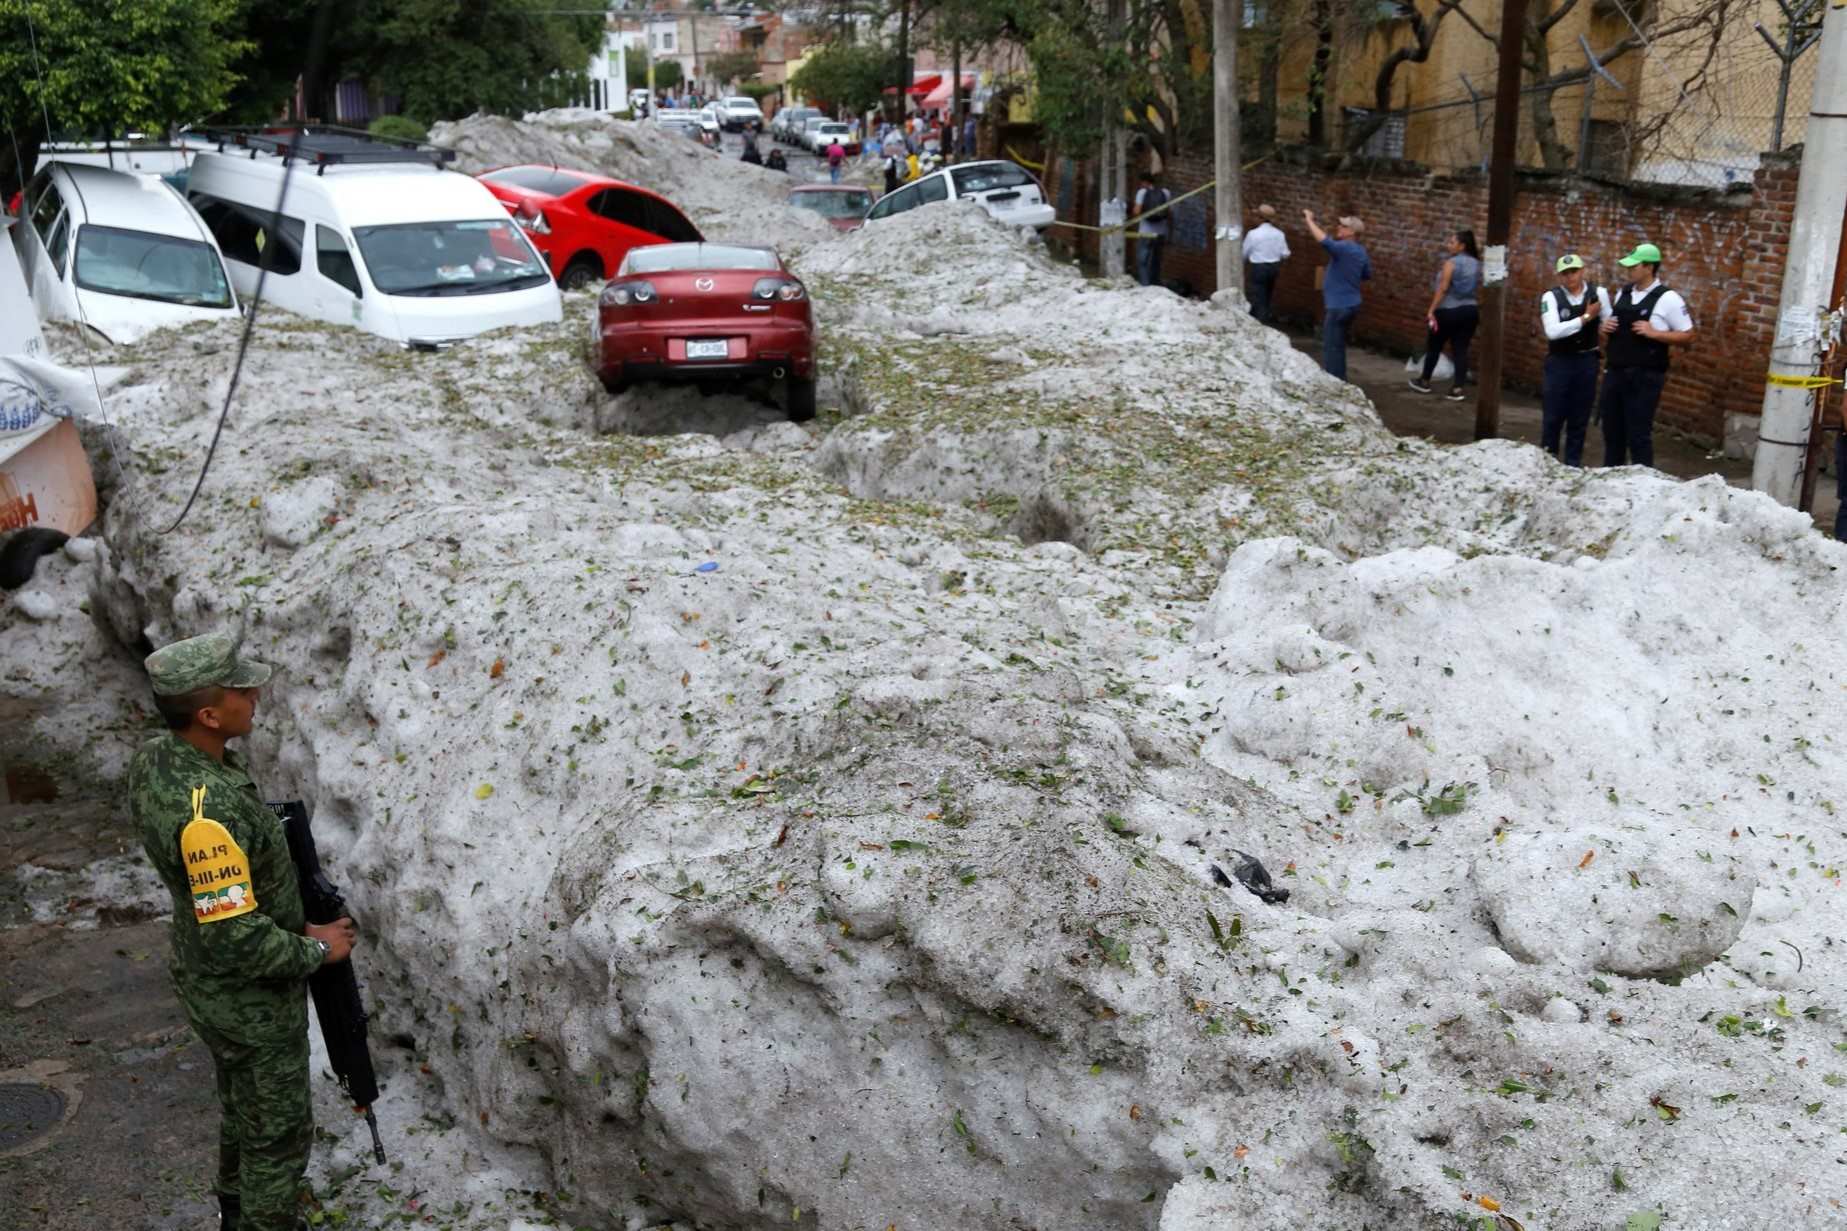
top-left (695, 277), bottom-right (715, 291)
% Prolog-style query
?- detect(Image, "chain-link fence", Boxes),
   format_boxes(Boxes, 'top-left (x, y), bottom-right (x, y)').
top-left (1290, 0), bottom-right (1823, 190)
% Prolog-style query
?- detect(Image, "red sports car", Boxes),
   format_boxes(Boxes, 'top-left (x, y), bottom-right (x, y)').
top-left (477, 165), bottom-right (702, 291)
top-left (594, 243), bottom-right (817, 420)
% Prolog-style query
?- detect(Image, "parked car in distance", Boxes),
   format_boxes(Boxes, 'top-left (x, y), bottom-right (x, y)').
top-left (715, 96), bottom-right (766, 132)
top-left (798, 116), bottom-right (833, 150)
top-left (788, 185), bottom-right (873, 232)
top-left (863, 160), bottom-right (1055, 231)
top-left (11, 161), bottom-right (239, 343)
top-left (773, 107), bottom-right (820, 143)
top-left (479, 165), bottom-right (701, 291)
top-left (187, 127), bottom-right (561, 347)
top-left (593, 241), bottom-right (815, 420)
top-left (808, 122), bottom-right (860, 157)
top-left (655, 113), bottom-right (702, 142)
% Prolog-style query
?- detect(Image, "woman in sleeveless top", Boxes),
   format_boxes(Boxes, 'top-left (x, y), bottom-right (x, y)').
top-left (1411, 229), bottom-right (1482, 400)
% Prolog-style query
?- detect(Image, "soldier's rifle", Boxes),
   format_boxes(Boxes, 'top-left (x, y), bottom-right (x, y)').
top-left (270, 800), bottom-right (387, 1164)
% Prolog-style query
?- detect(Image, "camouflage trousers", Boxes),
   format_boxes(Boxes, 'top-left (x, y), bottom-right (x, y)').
top-left (181, 987), bottom-right (313, 1231)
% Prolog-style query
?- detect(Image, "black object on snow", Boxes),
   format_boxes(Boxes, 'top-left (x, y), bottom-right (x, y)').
top-left (1212, 850), bottom-right (1290, 904)
top-left (0, 528), bottom-right (69, 590)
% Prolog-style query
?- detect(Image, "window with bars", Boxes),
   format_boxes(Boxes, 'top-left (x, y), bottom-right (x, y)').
top-left (1343, 108), bottom-right (1406, 160)
top-left (1582, 120), bottom-right (1630, 179)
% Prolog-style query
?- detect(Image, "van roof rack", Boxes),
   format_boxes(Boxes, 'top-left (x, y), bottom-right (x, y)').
top-left (185, 125), bottom-right (456, 173)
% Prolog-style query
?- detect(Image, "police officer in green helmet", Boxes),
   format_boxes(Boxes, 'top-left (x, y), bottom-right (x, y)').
top-left (128, 629), bottom-right (358, 1231)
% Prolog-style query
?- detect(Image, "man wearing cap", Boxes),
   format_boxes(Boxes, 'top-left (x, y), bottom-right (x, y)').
top-left (1241, 204), bottom-right (1291, 325)
top-left (1596, 242), bottom-right (1696, 468)
top-left (1539, 254), bottom-right (1613, 467)
top-left (1303, 210), bottom-right (1371, 380)
top-left (128, 630), bottom-right (357, 1231)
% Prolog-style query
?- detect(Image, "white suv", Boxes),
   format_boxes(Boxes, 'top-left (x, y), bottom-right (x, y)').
top-left (715, 96), bottom-right (765, 132)
top-left (863, 161), bottom-right (1055, 231)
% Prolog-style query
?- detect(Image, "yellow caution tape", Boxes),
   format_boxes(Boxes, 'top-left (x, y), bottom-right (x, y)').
top-left (1765, 373), bottom-right (1844, 389)
top-left (1005, 144), bottom-right (1045, 172)
top-left (1047, 153), bottom-right (1273, 237)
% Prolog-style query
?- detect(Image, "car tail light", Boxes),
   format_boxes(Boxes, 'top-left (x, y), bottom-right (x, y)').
top-left (753, 277), bottom-right (806, 302)
top-left (601, 280), bottom-right (657, 307)
top-left (513, 204), bottom-right (551, 235)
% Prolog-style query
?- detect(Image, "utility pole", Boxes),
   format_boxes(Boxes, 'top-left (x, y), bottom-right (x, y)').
top-left (951, 38), bottom-right (963, 164)
top-left (1213, 0), bottom-right (1244, 302)
top-left (1472, 0), bottom-right (1530, 442)
top-left (1753, 0), bottom-right (1847, 505)
top-left (1101, 0), bottom-right (1127, 278)
top-left (1797, 203), bottom-right (1847, 510)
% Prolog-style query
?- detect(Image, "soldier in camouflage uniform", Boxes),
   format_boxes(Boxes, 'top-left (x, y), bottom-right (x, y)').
top-left (128, 630), bottom-right (358, 1231)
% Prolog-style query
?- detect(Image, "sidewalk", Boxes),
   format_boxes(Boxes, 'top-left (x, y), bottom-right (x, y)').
top-left (1284, 328), bottom-right (1842, 535)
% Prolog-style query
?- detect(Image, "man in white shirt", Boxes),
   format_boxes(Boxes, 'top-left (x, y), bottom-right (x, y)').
top-left (1538, 253), bottom-right (1613, 467)
top-left (1596, 242), bottom-right (1696, 468)
top-left (1241, 203), bottom-right (1290, 324)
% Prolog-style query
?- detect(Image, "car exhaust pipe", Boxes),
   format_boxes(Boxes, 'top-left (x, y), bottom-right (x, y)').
top-left (772, 367), bottom-right (785, 379)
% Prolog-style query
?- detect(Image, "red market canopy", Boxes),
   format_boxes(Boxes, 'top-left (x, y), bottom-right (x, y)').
top-left (919, 75), bottom-right (974, 109)
top-left (881, 74), bottom-right (942, 97)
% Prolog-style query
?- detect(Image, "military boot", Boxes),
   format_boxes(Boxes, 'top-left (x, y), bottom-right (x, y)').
top-left (217, 1191), bottom-right (240, 1231)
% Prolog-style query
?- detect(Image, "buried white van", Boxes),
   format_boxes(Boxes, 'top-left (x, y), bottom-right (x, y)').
top-left (9, 161), bottom-right (240, 343)
top-left (184, 127), bottom-right (562, 347)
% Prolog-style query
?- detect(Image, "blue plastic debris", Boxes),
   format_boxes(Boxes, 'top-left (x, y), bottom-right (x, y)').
top-left (695, 562), bottom-right (719, 573)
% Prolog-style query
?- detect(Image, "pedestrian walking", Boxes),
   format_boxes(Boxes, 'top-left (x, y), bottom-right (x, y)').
top-left (1240, 203), bottom-right (1290, 324)
top-left (826, 139), bottom-right (847, 183)
top-left (1410, 229), bottom-right (1482, 400)
top-left (962, 114), bottom-right (977, 159)
top-left (1130, 171), bottom-right (1171, 288)
top-left (741, 127), bottom-right (763, 165)
top-left (1303, 210), bottom-right (1371, 381)
top-left (1537, 253), bottom-right (1612, 467)
top-left (1596, 242), bottom-right (1696, 468)
top-left (129, 629), bottom-right (358, 1231)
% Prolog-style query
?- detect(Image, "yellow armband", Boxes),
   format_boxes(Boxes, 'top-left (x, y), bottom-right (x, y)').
top-left (181, 786), bottom-right (258, 923)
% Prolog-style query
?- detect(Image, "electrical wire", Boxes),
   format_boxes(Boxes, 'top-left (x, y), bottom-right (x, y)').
top-left (161, 0), bottom-right (334, 534)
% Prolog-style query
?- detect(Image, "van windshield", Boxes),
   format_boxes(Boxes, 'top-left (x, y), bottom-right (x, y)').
top-left (73, 225), bottom-right (233, 309)
top-left (351, 219), bottom-right (551, 296)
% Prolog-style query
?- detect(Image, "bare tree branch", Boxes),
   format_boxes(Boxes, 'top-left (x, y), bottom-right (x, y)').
top-left (1534, 0), bottom-right (1582, 38)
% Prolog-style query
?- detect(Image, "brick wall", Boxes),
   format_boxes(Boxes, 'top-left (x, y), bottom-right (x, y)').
top-left (1048, 147), bottom-right (1803, 444)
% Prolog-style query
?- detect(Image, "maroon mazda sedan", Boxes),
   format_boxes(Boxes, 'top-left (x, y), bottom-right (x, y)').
top-left (593, 242), bottom-right (817, 420)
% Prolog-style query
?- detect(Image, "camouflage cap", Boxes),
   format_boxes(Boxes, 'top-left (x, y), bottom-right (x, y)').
top-left (144, 630), bottom-right (273, 696)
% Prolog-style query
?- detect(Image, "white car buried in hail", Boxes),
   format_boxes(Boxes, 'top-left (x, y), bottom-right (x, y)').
top-left (863, 160), bottom-right (1055, 231)
top-left (715, 96), bottom-right (765, 132)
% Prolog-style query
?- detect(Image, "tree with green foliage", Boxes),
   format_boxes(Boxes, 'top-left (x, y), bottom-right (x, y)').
top-left (1013, 0), bottom-right (1214, 162)
top-left (326, 0), bottom-right (603, 123)
top-left (627, 49), bottom-right (684, 93)
top-left (787, 40), bottom-right (891, 116)
top-left (1, 0), bottom-right (249, 198)
top-left (705, 50), bottom-right (761, 89)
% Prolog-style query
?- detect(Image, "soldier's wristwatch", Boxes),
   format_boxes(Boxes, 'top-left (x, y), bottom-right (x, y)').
top-left (312, 938), bottom-right (331, 962)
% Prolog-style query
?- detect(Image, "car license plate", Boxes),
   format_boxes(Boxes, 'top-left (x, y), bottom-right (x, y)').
top-left (686, 340), bottom-right (729, 360)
